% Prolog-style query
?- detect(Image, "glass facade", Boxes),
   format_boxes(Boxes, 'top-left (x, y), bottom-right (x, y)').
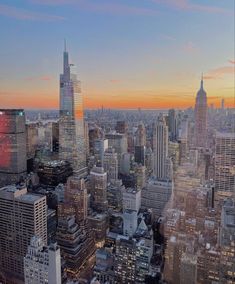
top-left (59, 50), bottom-right (86, 172)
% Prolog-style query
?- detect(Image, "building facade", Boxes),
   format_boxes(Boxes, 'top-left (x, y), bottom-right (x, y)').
top-left (0, 109), bottom-right (27, 186)
top-left (24, 236), bottom-right (61, 284)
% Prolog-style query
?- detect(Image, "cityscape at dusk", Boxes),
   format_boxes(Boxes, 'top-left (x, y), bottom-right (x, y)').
top-left (0, 1), bottom-right (234, 284)
top-left (0, 0), bottom-right (234, 109)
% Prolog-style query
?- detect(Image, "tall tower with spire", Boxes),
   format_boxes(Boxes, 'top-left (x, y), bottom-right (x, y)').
top-left (59, 43), bottom-right (86, 173)
top-left (194, 75), bottom-right (207, 148)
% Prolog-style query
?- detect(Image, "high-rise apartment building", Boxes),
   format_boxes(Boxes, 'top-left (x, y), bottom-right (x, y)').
top-left (0, 185), bottom-right (47, 283)
top-left (194, 78), bottom-right (207, 148)
top-left (215, 132), bottom-right (235, 193)
top-left (24, 236), bottom-right (61, 284)
top-left (59, 44), bottom-right (86, 174)
top-left (0, 109), bottom-right (27, 186)
top-left (153, 115), bottom-right (169, 180)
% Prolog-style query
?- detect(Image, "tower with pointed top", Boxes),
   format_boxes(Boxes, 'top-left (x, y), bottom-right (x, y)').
top-left (194, 76), bottom-right (207, 148)
top-left (59, 44), bottom-right (86, 173)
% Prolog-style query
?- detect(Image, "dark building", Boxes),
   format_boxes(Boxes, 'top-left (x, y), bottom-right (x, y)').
top-left (47, 209), bottom-right (57, 243)
top-left (52, 122), bottom-right (59, 153)
top-left (134, 145), bottom-right (145, 166)
top-left (115, 121), bottom-right (128, 134)
top-left (37, 160), bottom-right (72, 186)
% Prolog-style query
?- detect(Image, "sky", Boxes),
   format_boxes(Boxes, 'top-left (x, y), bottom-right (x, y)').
top-left (0, 0), bottom-right (234, 109)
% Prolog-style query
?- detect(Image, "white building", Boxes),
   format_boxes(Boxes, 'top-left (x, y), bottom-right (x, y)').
top-left (24, 236), bottom-right (61, 284)
top-left (123, 209), bottom-right (138, 237)
top-left (94, 138), bottom-right (108, 165)
top-left (141, 178), bottom-right (173, 218)
top-left (123, 187), bottom-right (141, 212)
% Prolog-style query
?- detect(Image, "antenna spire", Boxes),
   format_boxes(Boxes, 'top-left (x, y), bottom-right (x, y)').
top-left (200, 72), bottom-right (203, 89)
top-left (64, 39), bottom-right (67, 52)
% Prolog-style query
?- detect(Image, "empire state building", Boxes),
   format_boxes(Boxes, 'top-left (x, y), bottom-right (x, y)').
top-left (194, 77), bottom-right (207, 148)
top-left (59, 43), bottom-right (86, 173)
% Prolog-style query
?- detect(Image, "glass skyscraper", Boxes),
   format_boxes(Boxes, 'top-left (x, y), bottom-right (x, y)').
top-left (59, 44), bottom-right (86, 174)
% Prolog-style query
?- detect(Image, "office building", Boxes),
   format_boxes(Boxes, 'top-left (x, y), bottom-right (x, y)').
top-left (103, 147), bottom-right (118, 182)
top-left (56, 216), bottom-right (95, 276)
top-left (215, 132), bottom-right (235, 193)
top-left (123, 187), bottom-right (141, 212)
top-left (105, 133), bottom-right (127, 171)
top-left (135, 122), bottom-right (146, 166)
top-left (168, 109), bottom-right (178, 141)
top-left (194, 77), bottom-right (207, 148)
top-left (141, 178), bottom-right (173, 218)
top-left (153, 115), bottom-right (169, 180)
top-left (0, 185), bottom-right (47, 283)
top-left (24, 236), bottom-right (61, 284)
top-left (90, 166), bottom-right (108, 212)
top-left (94, 138), bottom-right (108, 165)
top-left (115, 120), bottom-right (128, 134)
top-left (0, 109), bottom-right (27, 186)
top-left (37, 160), bottom-right (73, 186)
top-left (115, 236), bottom-right (136, 283)
top-left (59, 44), bottom-right (86, 174)
top-left (58, 175), bottom-right (88, 223)
top-left (180, 253), bottom-right (197, 284)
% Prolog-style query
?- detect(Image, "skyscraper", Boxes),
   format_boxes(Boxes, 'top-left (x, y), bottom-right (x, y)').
top-left (153, 115), bottom-right (169, 180)
top-left (24, 236), bottom-right (61, 284)
top-left (90, 166), bottom-right (108, 212)
top-left (59, 43), bottom-right (86, 174)
top-left (0, 185), bottom-right (47, 283)
top-left (168, 109), bottom-right (178, 141)
top-left (0, 109), bottom-right (27, 187)
top-left (194, 77), bottom-right (207, 148)
top-left (215, 132), bottom-right (235, 193)
top-left (135, 122), bottom-right (146, 166)
top-left (103, 147), bottom-right (118, 182)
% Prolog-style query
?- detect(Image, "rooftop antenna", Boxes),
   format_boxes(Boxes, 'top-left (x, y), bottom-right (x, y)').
top-left (64, 39), bottom-right (67, 52)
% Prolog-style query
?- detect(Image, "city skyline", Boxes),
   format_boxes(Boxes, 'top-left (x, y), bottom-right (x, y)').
top-left (0, 0), bottom-right (234, 109)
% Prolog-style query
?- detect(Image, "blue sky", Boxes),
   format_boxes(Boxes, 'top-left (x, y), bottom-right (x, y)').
top-left (0, 0), bottom-right (234, 108)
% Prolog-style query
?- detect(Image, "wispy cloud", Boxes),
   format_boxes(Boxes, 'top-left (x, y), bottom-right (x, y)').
top-left (152, 0), bottom-right (231, 14)
top-left (204, 66), bottom-right (234, 80)
top-left (30, 0), bottom-right (159, 16)
top-left (25, 75), bottom-right (53, 81)
top-left (0, 4), bottom-right (65, 21)
top-left (110, 79), bottom-right (121, 84)
top-left (228, 60), bottom-right (235, 65)
top-left (161, 34), bottom-right (176, 41)
top-left (182, 41), bottom-right (198, 53)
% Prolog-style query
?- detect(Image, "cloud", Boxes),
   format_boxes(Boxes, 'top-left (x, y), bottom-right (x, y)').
top-left (152, 0), bottom-right (231, 15)
top-left (228, 60), bottom-right (235, 64)
top-left (25, 76), bottom-right (53, 81)
top-left (30, 0), bottom-right (159, 16)
top-left (110, 80), bottom-right (121, 84)
top-left (161, 34), bottom-right (176, 41)
top-left (204, 66), bottom-right (234, 80)
top-left (182, 41), bottom-right (198, 53)
top-left (0, 4), bottom-right (65, 21)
